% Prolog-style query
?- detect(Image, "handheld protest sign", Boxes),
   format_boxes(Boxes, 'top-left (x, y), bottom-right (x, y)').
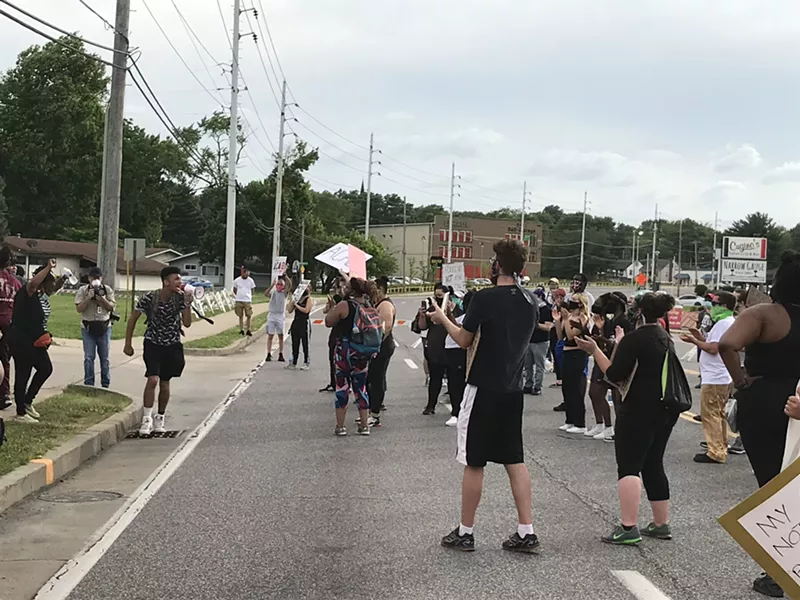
top-left (718, 453), bottom-right (800, 598)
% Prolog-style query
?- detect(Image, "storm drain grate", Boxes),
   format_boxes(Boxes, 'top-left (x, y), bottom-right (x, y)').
top-left (126, 429), bottom-right (185, 439)
top-left (38, 490), bottom-right (123, 503)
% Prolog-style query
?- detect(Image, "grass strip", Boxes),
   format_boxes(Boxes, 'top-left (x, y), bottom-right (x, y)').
top-left (0, 389), bottom-right (131, 477)
top-left (184, 311), bottom-right (270, 349)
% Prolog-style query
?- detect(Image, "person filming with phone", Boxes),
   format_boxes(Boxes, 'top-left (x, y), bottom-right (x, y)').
top-left (417, 283), bottom-right (451, 416)
top-left (75, 267), bottom-right (116, 388)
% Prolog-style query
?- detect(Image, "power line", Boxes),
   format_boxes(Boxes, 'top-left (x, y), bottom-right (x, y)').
top-left (0, 6), bottom-right (121, 69)
top-left (242, 8), bottom-right (280, 107)
top-left (215, 0), bottom-right (233, 49)
top-left (293, 120), bottom-right (368, 163)
top-left (253, 0), bottom-right (287, 83)
top-left (291, 105), bottom-right (370, 152)
top-left (76, 0), bottom-right (124, 38)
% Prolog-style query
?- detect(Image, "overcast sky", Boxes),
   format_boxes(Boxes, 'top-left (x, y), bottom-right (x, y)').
top-left (3, 0), bottom-right (800, 230)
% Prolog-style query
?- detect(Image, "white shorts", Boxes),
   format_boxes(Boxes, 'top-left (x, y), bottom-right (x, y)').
top-left (266, 315), bottom-right (285, 335)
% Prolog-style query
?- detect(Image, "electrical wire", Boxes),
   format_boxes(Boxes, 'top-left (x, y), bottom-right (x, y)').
top-left (76, 0), bottom-right (124, 38)
top-left (242, 8), bottom-right (280, 108)
top-left (215, 0), bottom-right (233, 50)
top-left (253, 0), bottom-right (287, 84)
top-left (292, 120), bottom-right (368, 163)
top-left (0, 7), bottom-right (121, 69)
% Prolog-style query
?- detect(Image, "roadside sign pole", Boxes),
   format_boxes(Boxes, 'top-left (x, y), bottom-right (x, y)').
top-left (130, 239), bottom-right (137, 317)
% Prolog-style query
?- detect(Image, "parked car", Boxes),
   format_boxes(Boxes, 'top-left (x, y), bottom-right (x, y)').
top-left (470, 278), bottom-right (492, 286)
top-left (410, 277), bottom-right (424, 285)
top-left (183, 276), bottom-right (214, 289)
top-left (677, 294), bottom-right (710, 308)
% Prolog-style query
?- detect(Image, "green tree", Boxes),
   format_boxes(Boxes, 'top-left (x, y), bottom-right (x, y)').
top-left (0, 177), bottom-right (7, 238)
top-left (0, 37), bottom-right (107, 240)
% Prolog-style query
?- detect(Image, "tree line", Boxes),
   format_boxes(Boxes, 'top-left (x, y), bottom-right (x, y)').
top-left (1, 37), bottom-right (798, 283)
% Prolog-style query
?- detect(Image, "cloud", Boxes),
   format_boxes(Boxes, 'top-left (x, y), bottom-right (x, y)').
top-left (761, 162), bottom-right (800, 184)
top-left (385, 111), bottom-right (415, 121)
top-left (526, 149), bottom-right (643, 187)
top-left (711, 144), bottom-right (762, 172)
top-left (390, 127), bottom-right (505, 159)
top-left (701, 180), bottom-right (746, 201)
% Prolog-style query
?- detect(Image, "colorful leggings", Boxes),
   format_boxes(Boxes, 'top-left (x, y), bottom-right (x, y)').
top-left (334, 340), bottom-right (370, 410)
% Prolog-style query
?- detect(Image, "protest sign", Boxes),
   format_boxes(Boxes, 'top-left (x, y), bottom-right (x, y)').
top-left (442, 262), bottom-right (466, 293)
top-left (315, 243), bottom-right (372, 275)
top-left (667, 307), bottom-right (683, 330)
top-left (271, 256), bottom-right (287, 281)
top-left (348, 244), bottom-right (368, 280)
top-left (719, 419), bottom-right (800, 598)
top-left (292, 279), bottom-right (310, 303)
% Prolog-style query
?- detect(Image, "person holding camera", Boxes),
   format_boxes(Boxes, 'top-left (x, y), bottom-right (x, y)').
top-left (417, 283), bottom-right (451, 416)
top-left (75, 267), bottom-right (116, 388)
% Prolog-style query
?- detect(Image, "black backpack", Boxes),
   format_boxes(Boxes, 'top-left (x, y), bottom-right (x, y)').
top-left (660, 338), bottom-right (693, 413)
top-left (0, 418), bottom-right (6, 448)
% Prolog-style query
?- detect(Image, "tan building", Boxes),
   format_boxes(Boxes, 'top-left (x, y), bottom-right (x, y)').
top-left (370, 222), bottom-right (435, 280)
top-left (431, 215), bottom-right (543, 279)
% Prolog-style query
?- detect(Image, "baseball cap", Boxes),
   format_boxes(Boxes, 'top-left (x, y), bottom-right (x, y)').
top-left (89, 267), bottom-right (103, 278)
top-left (548, 277), bottom-right (560, 285)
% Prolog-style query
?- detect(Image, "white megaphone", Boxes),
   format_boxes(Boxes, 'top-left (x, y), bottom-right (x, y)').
top-left (62, 267), bottom-right (78, 286)
top-left (182, 283), bottom-right (205, 301)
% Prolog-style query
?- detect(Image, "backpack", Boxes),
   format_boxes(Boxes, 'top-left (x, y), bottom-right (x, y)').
top-left (0, 417), bottom-right (5, 449)
top-left (660, 338), bottom-right (692, 413)
top-left (346, 300), bottom-right (384, 357)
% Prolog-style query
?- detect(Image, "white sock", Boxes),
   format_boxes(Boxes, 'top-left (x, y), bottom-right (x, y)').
top-left (518, 523), bottom-right (534, 537)
top-left (459, 523), bottom-right (473, 536)
top-left (143, 406), bottom-right (153, 420)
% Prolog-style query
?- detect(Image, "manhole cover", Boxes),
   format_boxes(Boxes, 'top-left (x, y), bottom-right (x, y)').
top-left (38, 490), bottom-right (123, 503)
top-left (126, 429), bottom-right (185, 439)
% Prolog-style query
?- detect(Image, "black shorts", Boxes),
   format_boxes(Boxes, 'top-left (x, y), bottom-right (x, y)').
top-left (143, 340), bottom-right (185, 381)
top-left (457, 385), bottom-right (524, 467)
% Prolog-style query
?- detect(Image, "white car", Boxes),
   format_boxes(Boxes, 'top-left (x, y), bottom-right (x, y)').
top-left (677, 294), bottom-right (710, 308)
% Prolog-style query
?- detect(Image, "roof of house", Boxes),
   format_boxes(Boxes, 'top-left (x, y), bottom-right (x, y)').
top-left (2, 237), bottom-right (167, 275)
top-left (145, 247), bottom-right (181, 258)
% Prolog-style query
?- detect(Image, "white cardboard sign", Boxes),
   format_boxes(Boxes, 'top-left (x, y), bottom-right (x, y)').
top-left (271, 256), bottom-right (287, 281)
top-left (315, 243), bottom-right (372, 274)
top-left (292, 279), bottom-right (311, 303)
top-left (441, 262), bottom-right (466, 293)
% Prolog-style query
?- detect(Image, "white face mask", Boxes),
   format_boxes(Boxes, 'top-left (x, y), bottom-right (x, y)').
top-left (91, 279), bottom-right (101, 288)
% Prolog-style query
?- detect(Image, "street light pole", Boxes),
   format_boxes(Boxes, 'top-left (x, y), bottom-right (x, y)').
top-left (270, 80), bottom-right (288, 286)
top-left (447, 162), bottom-right (455, 263)
top-left (579, 191), bottom-right (588, 273)
top-left (223, 0), bottom-right (241, 290)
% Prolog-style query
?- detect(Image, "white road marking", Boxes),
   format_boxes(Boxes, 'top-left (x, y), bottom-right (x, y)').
top-left (393, 339), bottom-right (400, 348)
top-left (411, 338), bottom-right (421, 349)
top-left (404, 358), bottom-right (419, 370)
top-left (612, 570), bottom-right (673, 600)
top-left (681, 347), bottom-right (696, 361)
top-left (34, 362), bottom-right (265, 600)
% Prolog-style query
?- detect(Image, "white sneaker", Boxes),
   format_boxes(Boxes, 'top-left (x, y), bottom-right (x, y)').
top-left (593, 428), bottom-right (608, 440)
top-left (566, 426), bottom-right (586, 434)
top-left (585, 424), bottom-right (604, 437)
top-left (300, 363), bottom-right (310, 371)
top-left (445, 416), bottom-right (458, 427)
top-left (14, 413), bottom-right (39, 424)
top-left (26, 404), bottom-right (41, 419)
top-left (139, 416), bottom-right (153, 436)
top-left (153, 413), bottom-right (166, 434)
top-left (602, 426), bottom-right (615, 442)
top-left (559, 423), bottom-right (573, 431)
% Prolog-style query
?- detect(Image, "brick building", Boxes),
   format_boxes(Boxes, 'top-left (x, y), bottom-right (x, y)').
top-left (431, 215), bottom-right (543, 279)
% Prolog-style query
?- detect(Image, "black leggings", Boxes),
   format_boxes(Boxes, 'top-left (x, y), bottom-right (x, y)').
top-left (367, 339), bottom-right (395, 414)
top-left (445, 348), bottom-right (467, 417)
top-left (615, 405), bottom-right (678, 501)
top-left (290, 322), bottom-right (309, 366)
top-left (561, 350), bottom-right (587, 427)
top-left (11, 341), bottom-right (53, 415)
top-left (737, 378), bottom-right (792, 488)
top-left (327, 332), bottom-right (336, 388)
top-left (426, 361), bottom-right (447, 411)
top-left (549, 329), bottom-right (561, 380)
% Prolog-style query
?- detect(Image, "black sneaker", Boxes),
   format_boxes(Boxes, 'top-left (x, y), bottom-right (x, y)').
top-left (266, 354), bottom-right (272, 362)
top-left (319, 384), bottom-right (334, 392)
top-left (693, 453), bottom-right (724, 464)
top-left (693, 414), bottom-right (702, 422)
top-left (422, 408), bottom-right (435, 415)
top-left (553, 403), bottom-right (566, 412)
top-left (523, 387), bottom-right (534, 395)
top-left (532, 389), bottom-right (542, 396)
top-left (0, 397), bottom-right (11, 411)
top-left (695, 382), bottom-right (702, 389)
top-left (502, 532), bottom-right (540, 553)
top-left (239, 329), bottom-right (245, 336)
top-left (753, 573), bottom-right (784, 598)
top-left (277, 354), bottom-right (285, 362)
top-left (246, 330), bottom-right (253, 337)
top-left (441, 528), bottom-right (475, 552)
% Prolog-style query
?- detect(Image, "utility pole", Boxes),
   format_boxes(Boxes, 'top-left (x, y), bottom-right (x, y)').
top-left (270, 80), bottom-right (288, 285)
top-left (631, 230), bottom-right (636, 285)
top-left (677, 219), bottom-right (683, 294)
top-left (299, 218), bottom-right (305, 265)
top-left (520, 181), bottom-right (529, 243)
top-left (694, 241), bottom-right (700, 287)
top-left (579, 191), bottom-right (588, 273)
top-left (447, 162), bottom-right (456, 263)
top-left (223, 0), bottom-right (241, 290)
top-left (712, 211), bottom-right (719, 287)
top-left (364, 132), bottom-right (374, 238)
top-left (651, 204), bottom-right (658, 290)
top-left (402, 197), bottom-right (407, 291)
top-left (97, 0), bottom-right (130, 290)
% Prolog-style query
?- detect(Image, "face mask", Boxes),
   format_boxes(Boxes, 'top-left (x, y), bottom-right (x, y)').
top-left (276, 282), bottom-right (285, 292)
top-left (710, 306), bottom-right (734, 322)
top-left (490, 257), bottom-right (500, 285)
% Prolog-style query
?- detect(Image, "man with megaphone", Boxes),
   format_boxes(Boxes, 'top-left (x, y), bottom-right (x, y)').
top-left (75, 267), bottom-right (116, 388)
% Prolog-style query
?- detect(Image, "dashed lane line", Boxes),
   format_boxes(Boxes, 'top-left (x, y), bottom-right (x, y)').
top-left (612, 570), bottom-right (673, 600)
top-left (411, 338), bottom-right (422, 349)
top-left (404, 358), bottom-right (419, 370)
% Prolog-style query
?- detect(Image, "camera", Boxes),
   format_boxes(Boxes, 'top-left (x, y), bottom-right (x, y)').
top-left (109, 312), bottom-right (121, 323)
top-left (91, 279), bottom-right (106, 297)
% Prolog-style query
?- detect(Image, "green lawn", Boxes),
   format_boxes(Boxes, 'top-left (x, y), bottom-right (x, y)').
top-left (46, 294), bottom-right (144, 340)
top-left (185, 311), bottom-right (269, 349)
top-left (0, 388), bottom-right (131, 477)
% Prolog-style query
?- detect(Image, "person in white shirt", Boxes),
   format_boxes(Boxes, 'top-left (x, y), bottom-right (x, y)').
top-left (232, 267), bottom-right (257, 337)
top-left (681, 291), bottom-right (737, 464)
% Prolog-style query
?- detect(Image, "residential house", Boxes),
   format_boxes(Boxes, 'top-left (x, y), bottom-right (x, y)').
top-left (2, 236), bottom-right (166, 291)
top-left (145, 248), bottom-right (224, 286)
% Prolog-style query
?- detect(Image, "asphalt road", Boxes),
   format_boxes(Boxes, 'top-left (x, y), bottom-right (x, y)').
top-left (46, 292), bottom-right (766, 600)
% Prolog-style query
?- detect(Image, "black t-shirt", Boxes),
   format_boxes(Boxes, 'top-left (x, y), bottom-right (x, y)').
top-left (293, 297), bottom-right (311, 326)
top-left (10, 287), bottom-right (49, 343)
top-left (530, 303), bottom-right (554, 343)
top-left (463, 286), bottom-right (537, 392)
top-left (606, 324), bottom-right (670, 413)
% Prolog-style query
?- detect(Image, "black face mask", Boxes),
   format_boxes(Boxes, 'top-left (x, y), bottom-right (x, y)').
top-left (567, 300), bottom-right (581, 311)
top-left (490, 258), bottom-right (500, 285)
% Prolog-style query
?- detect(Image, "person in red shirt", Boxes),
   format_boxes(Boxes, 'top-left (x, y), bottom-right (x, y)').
top-left (0, 246), bottom-right (22, 409)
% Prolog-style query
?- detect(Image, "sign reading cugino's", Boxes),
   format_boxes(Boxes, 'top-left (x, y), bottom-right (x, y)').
top-left (723, 236), bottom-right (768, 260)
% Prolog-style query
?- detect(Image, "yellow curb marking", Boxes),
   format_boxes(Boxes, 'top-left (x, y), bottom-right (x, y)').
top-left (31, 458), bottom-right (54, 484)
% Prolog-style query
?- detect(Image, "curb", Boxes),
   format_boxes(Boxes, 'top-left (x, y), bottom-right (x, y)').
top-left (184, 327), bottom-right (266, 356)
top-left (0, 385), bottom-right (141, 515)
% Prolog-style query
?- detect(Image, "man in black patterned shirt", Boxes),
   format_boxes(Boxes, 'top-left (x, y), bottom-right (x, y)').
top-left (124, 266), bottom-right (193, 436)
